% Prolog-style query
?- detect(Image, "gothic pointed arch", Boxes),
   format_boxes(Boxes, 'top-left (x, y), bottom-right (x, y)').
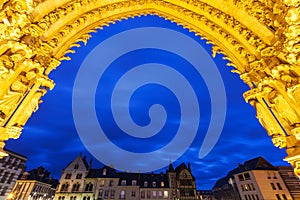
top-left (0, 0), bottom-right (299, 175)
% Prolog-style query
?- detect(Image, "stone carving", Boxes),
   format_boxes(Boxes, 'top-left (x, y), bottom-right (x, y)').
top-left (0, 0), bottom-right (299, 177)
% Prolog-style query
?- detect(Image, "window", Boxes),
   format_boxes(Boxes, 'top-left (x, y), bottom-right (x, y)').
top-left (238, 174), bottom-right (244, 181)
top-left (276, 194), bottom-right (281, 200)
top-left (104, 190), bottom-right (109, 199)
top-left (76, 173), bottom-right (82, 179)
top-left (282, 194), bottom-right (287, 200)
top-left (141, 191), bottom-right (145, 199)
top-left (152, 191), bottom-right (157, 198)
top-left (271, 183), bottom-right (276, 190)
top-left (131, 191), bottom-right (136, 197)
top-left (147, 191), bottom-right (151, 198)
top-left (109, 180), bottom-right (114, 187)
top-left (110, 190), bottom-right (115, 198)
top-left (132, 180), bottom-right (137, 186)
top-left (144, 181), bottom-right (148, 187)
top-left (72, 183), bottom-right (80, 192)
top-left (163, 191), bottom-right (168, 198)
top-left (65, 173), bottom-right (71, 179)
top-left (120, 190), bottom-right (125, 199)
top-left (85, 183), bottom-right (93, 191)
top-left (251, 183), bottom-right (256, 191)
top-left (103, 168), bottom-right (107, 176)
top-left (98, 190), bottom-right (103, 198)
top-left (276, 183), bottom-right (282, 190)
top-left (255, 194), bottom-right (259, 200)
top-left (244, 195), bottom-right (248, 200)
top-left (60, 184), bottom-right (69, 192)
top-left (74, 164), bottom-right (79, 169)
top-left (183, 172), bottom-right (187, 178)
top-left (153, 181), bottom-right (156, 187)
top-left (158, 191), bottom-right (163, 198)
top-left (161, 181), bottom-right (165, 187)
top-left (100, 180), bottom-right (105, 187)
top-left (244, 173), bottom-right (250, 180)
top-left (6, 173), bottom-right (14, 184)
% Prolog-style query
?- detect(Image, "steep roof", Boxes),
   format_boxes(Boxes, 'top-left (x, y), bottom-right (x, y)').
top-left (118, 172), bottom-right (169, 188)
top-left (213, 156), bottom-right (276, 189)
top-left (86, 166), bottom-right (118, 178)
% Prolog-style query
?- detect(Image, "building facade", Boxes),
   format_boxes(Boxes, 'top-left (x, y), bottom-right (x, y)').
top-left (9, 166), bottom-right (59, 200)
top-left (0, 148), bottom-right (27, 200)
top-left (277, 166), bottom-right (300, 199)
top-left (54, 154), bottom-right (197, 200)
top-left (213, 157), bottom-right (294, 200)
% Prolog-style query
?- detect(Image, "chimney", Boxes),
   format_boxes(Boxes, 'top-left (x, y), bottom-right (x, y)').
top-left (89, 158), bottom-right (93, 169)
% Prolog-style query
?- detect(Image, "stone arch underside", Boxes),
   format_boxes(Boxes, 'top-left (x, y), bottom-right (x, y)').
top-left (0, 0), bottom-right (299, 175)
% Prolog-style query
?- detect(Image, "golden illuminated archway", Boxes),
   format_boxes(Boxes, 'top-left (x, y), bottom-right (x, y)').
top-left (0, 0), bottom-right (299, 175)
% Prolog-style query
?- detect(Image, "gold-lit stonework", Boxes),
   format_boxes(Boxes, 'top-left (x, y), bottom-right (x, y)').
top-left (0, 0), bottom-right (299, 176)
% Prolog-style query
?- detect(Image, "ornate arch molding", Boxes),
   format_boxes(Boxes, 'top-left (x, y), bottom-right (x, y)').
top-left (0, 0), bottom-right (299, 174)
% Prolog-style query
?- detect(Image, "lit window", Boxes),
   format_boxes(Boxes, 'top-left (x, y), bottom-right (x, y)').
top-left (161, 182), bottom-right (165, 187)
top-left (120, 190), bottom-right (125, 199)
top-left (152, 191), bottom-right (157, 198)
top-left (164, 191), bottom-right (168, 198)
top-left (103, 168), bottom-right (107, 176)
top-left (153, 181), bottom-right (156, 187)
top-left (144, 181), bottom-right (148, 187)
top-left (183, 173), bottom-right (187, 178)
top-left (158, 191), bottom-right (163, 198)
top-left (100, 180), bottom-right (105, 187)
top-left (132, 180), bottom-right (137, 186)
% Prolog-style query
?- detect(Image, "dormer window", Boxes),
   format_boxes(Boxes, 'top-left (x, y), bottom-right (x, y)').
top-left (121, 180), bottom-right (126, 186)
top-left (144, 181), bottom-right (148, 187)
top-left (152, 181), bottom-right (156, 187)
top-left (161, 181), bottom-right (165, 187)
top-left (132, 180), bottom-right (137, 186)
top-left (103, 168), bottom-right (107, 176)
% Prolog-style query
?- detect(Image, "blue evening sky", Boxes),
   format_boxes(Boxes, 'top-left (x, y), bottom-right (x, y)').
top-left (6, 15), bottom-right (288, 190)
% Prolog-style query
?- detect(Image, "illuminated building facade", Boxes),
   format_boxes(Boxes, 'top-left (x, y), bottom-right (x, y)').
top-left (0, 148), bottom-right (27, 200)
top-left (54, 154), bottom-right (197, 200)
top-left (277, 166), bottom-right (300, 199)
top-left (9, 166), bottom-right (59, 200)
top-left (213, 157), bottom-right (295, 200)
